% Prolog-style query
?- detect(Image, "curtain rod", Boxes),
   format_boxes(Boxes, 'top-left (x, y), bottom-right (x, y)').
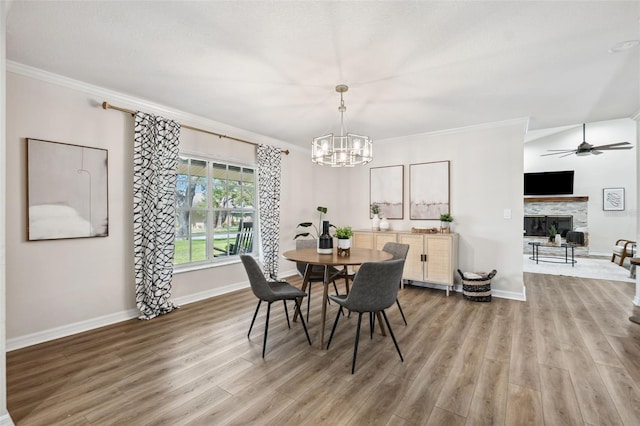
top-left (102, 102), bottom-right (289, 155)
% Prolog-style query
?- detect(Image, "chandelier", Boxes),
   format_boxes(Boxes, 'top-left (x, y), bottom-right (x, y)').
top-left (311, 84), bottom-right (373, 167)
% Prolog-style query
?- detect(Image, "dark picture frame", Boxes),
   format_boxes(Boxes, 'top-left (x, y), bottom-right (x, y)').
top-left (27, 138), bottom-right (109, 241)
top-left (603, 187), bottom-right (624, 211)
top-left (410, 160), bottom-right (450, 220)
top-left (370, 165), bottom-right (404, 219)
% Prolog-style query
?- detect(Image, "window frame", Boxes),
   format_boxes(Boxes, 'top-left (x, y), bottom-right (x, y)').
top-left (174, 151), bottom-right (257, 271)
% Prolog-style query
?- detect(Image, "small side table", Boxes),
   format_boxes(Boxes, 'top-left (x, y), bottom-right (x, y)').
top-left (630, 257), bottom-right (639, 280)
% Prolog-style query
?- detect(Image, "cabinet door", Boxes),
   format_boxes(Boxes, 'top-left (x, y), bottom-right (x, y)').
top-left (398, 234), bottom-right (424, 281)
top-left (425, 236), bottom-right (452, 284)
top-left (353, 231), bottom-right (374, 249)
top-left (375, 233), bottom-right (397, 250)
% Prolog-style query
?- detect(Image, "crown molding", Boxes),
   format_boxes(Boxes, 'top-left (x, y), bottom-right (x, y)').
top-left (632, 110), bottom-right (640, 121)
top-left (6, 61), bottom-right (305, 153)
top-left (376, 117), bottom-right (530, 144)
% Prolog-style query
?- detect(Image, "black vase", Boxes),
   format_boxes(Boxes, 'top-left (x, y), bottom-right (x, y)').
top-left (317, 220), bottom-right (333, 254)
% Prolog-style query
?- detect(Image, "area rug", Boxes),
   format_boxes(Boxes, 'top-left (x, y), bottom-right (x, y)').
top-left (523, 254), bottom-right (635, 283)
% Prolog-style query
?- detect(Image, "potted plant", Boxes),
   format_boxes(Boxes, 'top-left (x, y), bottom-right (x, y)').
top-left (440, 213), bottom-right (453, 233)
top-left (548, 224), bottom-right (557, 243)
top-left (334, 225), bottom-right (353, 256)
top-left (294, 206), bottom-right (332, 239)
top-left (335, 226), bottom-right (353, 249)
top-left (370, 203), bottom-right (380, 231)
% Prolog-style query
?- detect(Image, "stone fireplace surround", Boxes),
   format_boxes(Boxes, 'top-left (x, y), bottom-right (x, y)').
top-left (523, 196), bottom-right (589, 256)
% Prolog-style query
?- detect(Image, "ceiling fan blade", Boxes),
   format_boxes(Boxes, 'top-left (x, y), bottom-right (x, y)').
top-left (559, 152), bottom-right (575, 158)
top-left (590, 142), bottom-right (631, 150)
top-left (545, 149), bottom-right (577, 152)
top-left (540, 151), bottom-right (574, 157)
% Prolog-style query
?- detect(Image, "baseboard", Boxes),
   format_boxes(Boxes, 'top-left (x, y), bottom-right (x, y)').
top-left (6, 308), bottom-right (139, 351)
top-left (406, 281), bottom-right (527, 301)
top-left (7, 280), bottom-right (253, 351)
top-left (0, 412), bottom-right (15, 426)
top-left (492, 287), bottom-right (527, 301)
top-left (172, 281), bottom-right (250, 306)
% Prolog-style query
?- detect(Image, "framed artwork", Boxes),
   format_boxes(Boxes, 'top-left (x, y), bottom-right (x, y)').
top-left (603, 187), bottom-right (624, 211)
top-left (27, 138), bottom-right (109, 241)
top-left (410, 160), bottom-right (450, 220)
top-left (370, 165), bottom-right (404, 219)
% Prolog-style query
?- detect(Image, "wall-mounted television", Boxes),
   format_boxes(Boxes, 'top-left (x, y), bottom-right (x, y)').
top-left (524, 170), bottom-right (574, 195)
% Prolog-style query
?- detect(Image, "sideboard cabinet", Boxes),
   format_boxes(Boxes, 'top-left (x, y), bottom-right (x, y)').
top-left (352, 230), bottom-right (459, 295)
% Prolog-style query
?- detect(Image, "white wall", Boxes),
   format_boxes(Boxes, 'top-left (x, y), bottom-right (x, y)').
top-left (335, 120), bottom-right (528, 298)
top-left (4, 68), bottom-right (340, 348)
top-left (524, 119), bottom-right (637, 255)
top-left (6, 67), bottom-right (528, 350)
top-left (0, 3), bottom-right (10, 425)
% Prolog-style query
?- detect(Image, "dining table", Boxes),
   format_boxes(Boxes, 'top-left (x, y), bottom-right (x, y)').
top-left (282, 247), bottom-right (393, 348)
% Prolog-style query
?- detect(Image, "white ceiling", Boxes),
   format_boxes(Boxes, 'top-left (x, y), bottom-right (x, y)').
top-left (6, 1), bottom-right (640, 148)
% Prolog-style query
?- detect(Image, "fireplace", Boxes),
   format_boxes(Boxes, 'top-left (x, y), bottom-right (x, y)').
top-left (524, 215), bottom-right (573, 237)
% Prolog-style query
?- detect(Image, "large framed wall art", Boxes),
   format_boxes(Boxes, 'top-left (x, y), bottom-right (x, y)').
top-left (27, 138), bottom-right (109, 241)
top-left (370, 165), bottom-right (404, 219)
top-left (410, 160), bottom-right (450, 220)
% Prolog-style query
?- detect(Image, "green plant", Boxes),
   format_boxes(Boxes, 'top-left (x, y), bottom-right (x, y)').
top-left (548, 224), bottom-right (557, 237)
top-left (334, 226), bottom-right (353, 239)
top-left (294, 206), bottom-right (334, 239)
top-left (370, 203), bottom-right (380, 215)
top-left (440, 213), bottom-right (453, 222)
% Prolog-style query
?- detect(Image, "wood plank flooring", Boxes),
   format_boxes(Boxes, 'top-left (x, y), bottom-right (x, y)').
top-left (7, 272), bottom-right (640, 425)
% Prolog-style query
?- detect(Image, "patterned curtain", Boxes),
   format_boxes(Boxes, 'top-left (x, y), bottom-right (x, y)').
top-left (257, 145), bottom-right (282, 278)
top-left (133, 111), bottom-right (181, 320)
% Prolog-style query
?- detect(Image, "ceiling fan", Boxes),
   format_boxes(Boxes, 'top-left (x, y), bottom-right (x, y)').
top-left (541, 123), bottom-right (633, 157)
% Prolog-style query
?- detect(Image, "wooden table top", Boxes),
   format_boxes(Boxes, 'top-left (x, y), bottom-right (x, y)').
top-left (282, 247), bottom-right (392, 266)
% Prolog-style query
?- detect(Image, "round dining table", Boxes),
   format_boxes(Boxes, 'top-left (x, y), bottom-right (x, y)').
top-left (282, 247), bottom-right (393, 348)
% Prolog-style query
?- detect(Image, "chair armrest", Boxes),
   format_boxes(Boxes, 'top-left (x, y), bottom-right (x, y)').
top-left (622, 240), bottom-right (636, 250)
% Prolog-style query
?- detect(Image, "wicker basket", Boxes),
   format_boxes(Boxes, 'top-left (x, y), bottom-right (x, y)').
top-left (457, 269), bottom-right (497, 302)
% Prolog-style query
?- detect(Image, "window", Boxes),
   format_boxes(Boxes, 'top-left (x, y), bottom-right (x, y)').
top-left (174, 154), bottom-right (256, 267)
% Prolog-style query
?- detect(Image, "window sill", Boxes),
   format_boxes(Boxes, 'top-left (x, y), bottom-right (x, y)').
top-left (173, 257), bottom-right (243, 274)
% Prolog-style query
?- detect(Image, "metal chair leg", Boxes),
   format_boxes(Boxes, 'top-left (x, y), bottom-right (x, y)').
top-left (369, 312), bottom-right (374, 339)
top-left (396, 298), bottom-right (408, 326)
top-left (352, 313), bottom-right (363, 374)
top-left (248, 300), bottom-right (261, 338)
top-left (294, 299), bottom-right (312, 345)
top-left (327, 306), bottom-right (342, 350)
top-left (381, 310), bottom-right (403, 362)
top-left (307, 282), bottom-right (312, 322)
top-left (262, 302), bottom-right (271, 358)
top-left (283, 300), bottom-right (290, 328)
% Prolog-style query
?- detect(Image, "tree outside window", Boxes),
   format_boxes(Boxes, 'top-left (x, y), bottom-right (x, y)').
top-left (175, 155), bottom-right (255, 266)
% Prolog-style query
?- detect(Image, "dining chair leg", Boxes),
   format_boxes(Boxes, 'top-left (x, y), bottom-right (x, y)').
top-left (352, 312), bottom-right (363, 374)
top-left (326, 306), bottom-right (342, 350)
top-left (396, 299), bottom-right (408, 326)
top-left (381, 310), bottom-right (403, 362)
top-left (369, 312), bottom-right (374, 339)
top-left (332, 280), bottom-right (340, 296)
top-left (307, 282), bottom-right (312, 322)
top-left (248, 300), bottom-right (261, 338)
top-left (294, 299), bottom-right (312, 345)
top-left (283, 300), bottom-right (290, 329)
top-left (262, 302), bottom-right (271, 358)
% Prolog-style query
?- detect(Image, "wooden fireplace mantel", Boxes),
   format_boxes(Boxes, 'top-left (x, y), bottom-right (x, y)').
top-left (524, 196), bottom-right (589, 203)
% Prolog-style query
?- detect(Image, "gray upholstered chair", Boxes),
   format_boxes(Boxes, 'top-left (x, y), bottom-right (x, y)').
top-left (381, 242), bottom-right (410, 326)
top-left (326, 259), bottom-right (405, 374)
top-left (241, 255), bottom-right (311, 358)
top-left (295, 239), bottom-right (342, 322)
